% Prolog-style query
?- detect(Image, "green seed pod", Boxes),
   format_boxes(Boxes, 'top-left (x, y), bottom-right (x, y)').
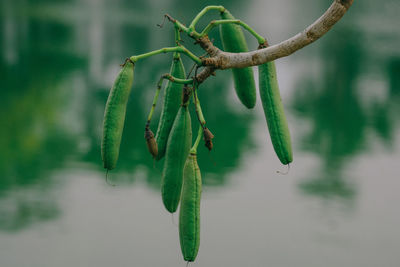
top-left (161, 105), bottom-right (192, 213)
top-left (155, 54), bottom-right (186, 160)
top-left (179, 153), bottom-right (201, 262)
top-left (101, 60), bottom-right (134, 170)
top-left (220, 10), bottom-right (256, 109)
top-left (258, 61), bottom-right (293, 165)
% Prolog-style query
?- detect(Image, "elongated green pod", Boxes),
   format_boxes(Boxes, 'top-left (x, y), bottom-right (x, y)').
top-left (258, 61), bottom-right (293, 165)
top-left (155, 54), bottom-right (186, 160)
top-left (101, 60), bottom-right (134, 170)
top-left (179, 153), bottom-right (201, 262)
top-left (161, 105), bottom-right (192, 213)
top-left (220, 10), bottom-right (256, 109)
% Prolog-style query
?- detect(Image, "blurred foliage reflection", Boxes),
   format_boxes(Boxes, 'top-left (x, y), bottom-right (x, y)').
top-left (291, 0), bottom-right (400, 200)
top-left (0, 0), bottom-right (253, 230)
top-left (1, 0), bottom-right (399, 232)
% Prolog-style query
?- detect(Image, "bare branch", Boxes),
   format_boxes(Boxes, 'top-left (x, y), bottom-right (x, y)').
top-left (202, 0), bottom-right (354, 69)
top-left (195, 66), bottom-right (215, 83)
top-left (196, 36), bottom-right (220, 57)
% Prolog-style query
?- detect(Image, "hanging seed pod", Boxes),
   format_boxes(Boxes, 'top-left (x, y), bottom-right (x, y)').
top-left (220, 10), bottom-right (256, 109)
top-left (258, 59), bottom-right (293, 165)
top-left (161, 105), bottom-right (192, 213)
top-left (145, 124), bottom-right (158, 158)
top-left (155, 54), bottom-right (186, 161)
top-left (179, 153), bottom-right (201, 262)
top-left (101, 59), bottom-right (134, 170)
top-left (203, 127), bottom-right (214, 151)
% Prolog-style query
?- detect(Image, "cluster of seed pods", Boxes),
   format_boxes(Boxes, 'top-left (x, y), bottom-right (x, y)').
top-left (101, 8), bottom-right (292, 263)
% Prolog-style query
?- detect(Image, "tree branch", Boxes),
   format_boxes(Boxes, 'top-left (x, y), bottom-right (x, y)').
top-left (200, 0), bottom-right (354, 69)
top-left (195, 66), bottom-right (215, 83)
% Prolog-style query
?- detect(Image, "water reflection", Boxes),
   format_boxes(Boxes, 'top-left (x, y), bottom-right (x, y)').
top-left (291, 6), bottom-right (400, 200)
top-left (388, 58), bottom-right (400, 96)
top-left (291, 27), bottom-right (364, 200)
top-left (0, 0), bottom-right (253, 230)
top-left (0, 1), bottom-right (85, 228)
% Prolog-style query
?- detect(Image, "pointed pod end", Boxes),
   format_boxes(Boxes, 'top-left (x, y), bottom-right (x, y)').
top-left (163, 201), bottom-right (178, 214)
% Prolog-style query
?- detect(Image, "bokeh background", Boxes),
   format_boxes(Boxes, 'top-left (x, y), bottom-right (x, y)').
top-left (1, 0), bottom-right (399, 266)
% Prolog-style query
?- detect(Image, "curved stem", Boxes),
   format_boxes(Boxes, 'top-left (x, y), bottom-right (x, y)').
top-left (193, 87), bottom-right (206, 126)
top-left (174, 26), bottom-right (181, 45)
top-left (174, 20), bottom-right (190, 35)
top-left (189, 5), bottom-right (225, 31)
top-left (163, 14), bottom-right (194, 37)
top-left (163, 74), bottom-right (194, 84)
top-left (146, 74), bottom-right (193, 122)
top-left (146, 76), bottom-right (164, 122)
top-left (200, 19), bottom-right (266, 44)
top-left (190, 125), bottom-right (203, 154)
top-left (130, 46), bottom-right (202, 65)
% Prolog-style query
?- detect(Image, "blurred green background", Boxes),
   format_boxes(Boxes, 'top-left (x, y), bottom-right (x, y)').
top-left (0, 0), bottom-right (399, 266)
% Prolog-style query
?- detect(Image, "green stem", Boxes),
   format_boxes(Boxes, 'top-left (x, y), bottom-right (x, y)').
top-left (190, 125), bottom-right (203, 154)
top-left (164, 73), bottom-right (193, 84)
top-left (146, 76), bottom-right (164, 122)
top-left (193, 87), bottom-right (206, 126)
top-left (174, 20), bottom-right (190, 35)
top-left (167, 6), bottom-right (227, 39)
top-left (164, 15), bottom-right (198, 38)
top-left (130, 46), bottom-right (202, 65)
top-left (174, 26), bottom-right (181, 45)
top-left (146, 73), bottom-right (192, 122)
top-left (189, 5), bottom-right (225, 32)
top-left (200, 19), bottom-right (266, 44)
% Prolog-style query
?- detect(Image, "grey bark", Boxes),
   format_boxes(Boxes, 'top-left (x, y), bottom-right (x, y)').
top-left (195, 0), bottom-right (353, 82)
